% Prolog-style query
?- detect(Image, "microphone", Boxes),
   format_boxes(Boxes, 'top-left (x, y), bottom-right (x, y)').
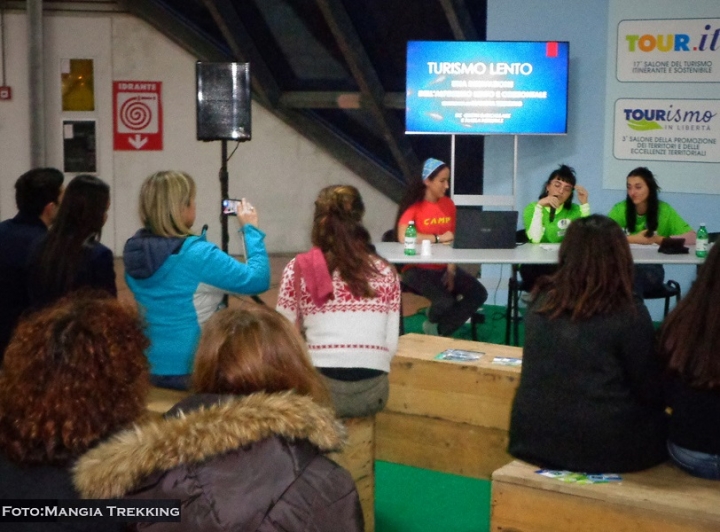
top-left (549, 195), bottom-right (559, 222)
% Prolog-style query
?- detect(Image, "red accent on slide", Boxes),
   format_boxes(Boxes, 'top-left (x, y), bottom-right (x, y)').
top-left (546, 42), bottom-right (559, 57)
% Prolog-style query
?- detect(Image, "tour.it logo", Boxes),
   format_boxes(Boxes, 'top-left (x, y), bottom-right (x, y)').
top-left (625, 23), bottom-right (720, 53)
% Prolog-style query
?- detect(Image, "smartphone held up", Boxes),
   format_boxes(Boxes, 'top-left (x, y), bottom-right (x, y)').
top-left (222, 198), bottom-right (241, 215)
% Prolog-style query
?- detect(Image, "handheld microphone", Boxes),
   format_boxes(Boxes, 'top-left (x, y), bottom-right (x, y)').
top-left (549, 195), bottom-right (559, 222)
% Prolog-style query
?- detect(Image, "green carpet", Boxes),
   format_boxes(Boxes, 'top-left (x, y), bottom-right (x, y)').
top-left (372, 308), bottom-right (516, 532)
top-left (376, 461), bottom-right (491, 532)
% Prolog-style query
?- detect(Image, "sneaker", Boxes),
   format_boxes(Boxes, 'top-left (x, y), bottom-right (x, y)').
top-left (422, 320), bottom-right (439, 336)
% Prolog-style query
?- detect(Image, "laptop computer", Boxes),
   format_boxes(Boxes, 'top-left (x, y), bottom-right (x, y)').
top-left (453, 208), bottom-right (519, 249)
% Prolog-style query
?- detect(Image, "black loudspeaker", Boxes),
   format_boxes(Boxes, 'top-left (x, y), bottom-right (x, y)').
top-left (196, 62), bottom-right (251, 141)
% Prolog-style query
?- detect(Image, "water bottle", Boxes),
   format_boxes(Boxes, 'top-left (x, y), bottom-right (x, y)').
top-left (696, 223), bottom-right (708, 258)
top-left (404, 221), bottom-right (417, 256)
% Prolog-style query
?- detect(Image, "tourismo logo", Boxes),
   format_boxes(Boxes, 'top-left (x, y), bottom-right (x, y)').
top-left (617, 19), bottom-right (720, 82)
top-left (613, 99), bottom-right (720, 164)
top-left (622, 104), bottom-right (717, 132)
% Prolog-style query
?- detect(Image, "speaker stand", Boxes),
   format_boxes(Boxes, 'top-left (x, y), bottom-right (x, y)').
top-left (218, 140), bottom-right (264, 306)
top-left (220, 140), bottom-right (230, 255)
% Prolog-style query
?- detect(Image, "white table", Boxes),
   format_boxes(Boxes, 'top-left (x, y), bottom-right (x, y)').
top-left (374, 242), bottom-right (704, 266)
top-left (374, 242), bottom-right (703, 345)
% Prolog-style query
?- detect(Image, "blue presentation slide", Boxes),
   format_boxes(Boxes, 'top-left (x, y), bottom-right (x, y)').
top-left (406, 41), bottom-right (569, 135)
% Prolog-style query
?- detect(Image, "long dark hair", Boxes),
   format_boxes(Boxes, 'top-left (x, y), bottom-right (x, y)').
top-left (393, 161), bottom-right (449, 240)
top-left (533, 215), bottom-right (635, 320)
top-left (538, 164), bottom-right (576, 209)
top-left (626, 167), bottom-right (660, 236)
top-left (32, 174), bottom-right (110, 303)
top-left (658, 242), bottom-right (720, 388)
top-left (312, 185), bottom-right (385, 298)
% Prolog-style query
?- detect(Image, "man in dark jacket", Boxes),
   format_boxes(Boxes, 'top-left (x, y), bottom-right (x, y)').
top-left (0, 168), bottom-right (64, 361)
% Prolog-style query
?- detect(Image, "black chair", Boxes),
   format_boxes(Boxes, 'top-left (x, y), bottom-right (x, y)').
top-left (643, 280), bottom-right (681, 318)
top-left (382, 229), bottom-right (411, 335)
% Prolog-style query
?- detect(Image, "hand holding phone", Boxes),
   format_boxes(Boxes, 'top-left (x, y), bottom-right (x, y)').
top-left (237, 198), bottom-right (258, 228)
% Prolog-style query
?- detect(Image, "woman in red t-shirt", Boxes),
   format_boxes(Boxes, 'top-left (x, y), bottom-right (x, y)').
top-left (395, 158), bottom-right (487, 336)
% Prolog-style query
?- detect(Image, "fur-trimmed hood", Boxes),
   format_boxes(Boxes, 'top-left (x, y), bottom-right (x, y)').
top-left (73, 391), bottom-right (345, 499)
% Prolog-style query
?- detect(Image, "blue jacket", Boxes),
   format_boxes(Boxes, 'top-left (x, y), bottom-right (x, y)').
top-left (123, 225), bottom-right (270, 376)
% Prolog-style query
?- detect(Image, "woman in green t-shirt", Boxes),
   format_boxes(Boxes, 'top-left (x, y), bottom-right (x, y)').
top-left (608, 167), bottom-right (696, 296)
top-left (520, 164), bottom-right (590, 289)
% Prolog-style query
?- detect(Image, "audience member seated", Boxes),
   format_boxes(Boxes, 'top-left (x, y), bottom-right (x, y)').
top-left (395, 158), bottom-right (487, 337)
top-left (508, 215), bottom-right (668, 473)
top-left (74, 303), bottom-right (364, 532)
top-left (608, 166), bottom-right (696, 296)
top-left (28, 174), bottom-right (116, 309)
top-left (520, 164), bottom-right (590, 289)
top-left (658, 242), bottom-right (720, 480)
top-left (0, 294), bottom-right (149, 531)
top-left (123, 170), bottom-right (270, 391)
top-left (0, 167), bottom-right (64, 362)
top-left (276, 185), bottom-right (400, 417)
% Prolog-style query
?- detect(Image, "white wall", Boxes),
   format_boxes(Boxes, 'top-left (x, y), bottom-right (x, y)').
top-left (0, 12), bottom-right (397, 256)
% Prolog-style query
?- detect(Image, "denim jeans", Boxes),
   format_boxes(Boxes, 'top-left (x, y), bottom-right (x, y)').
top-left (667, 441), bottom-right (720, 480)
top-left (150, 373), bottom-right (191, 391)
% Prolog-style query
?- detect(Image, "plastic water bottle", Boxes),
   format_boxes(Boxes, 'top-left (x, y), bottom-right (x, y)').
top-left (404, 221), bottom-right (417, 256)
top-left (696, 223), bottom-right (708, 258)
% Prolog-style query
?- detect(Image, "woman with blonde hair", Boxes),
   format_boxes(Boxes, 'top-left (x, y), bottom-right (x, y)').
top-left (74, 303), bottom-right (364, 531)
top-left (0, 293), bottom-right (149, 521)
top-left (123, 170), bottom-right (270, 390)
top-left (276, 185), bottom-right (401, 417)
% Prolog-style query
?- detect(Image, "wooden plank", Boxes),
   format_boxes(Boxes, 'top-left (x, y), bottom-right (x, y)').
top-left (146, 386), bottom-right (189, 414)
top-left (386, 334), bottom-right (522, 430)
top-left (330, 416), bottom-right (376, 532)
top-left (376, 410), bottom-right (511, 479)
top-left (491, 480), bottom-right (720, 532)
top-left (492, 460), bottom-right (720, 524)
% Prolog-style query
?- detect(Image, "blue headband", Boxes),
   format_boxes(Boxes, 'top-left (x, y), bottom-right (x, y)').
top-left (422, 158), bottom-right (446, 181)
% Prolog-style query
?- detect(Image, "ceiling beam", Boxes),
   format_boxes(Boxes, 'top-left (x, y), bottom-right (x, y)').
top-left (438, 0), bottom-right (479, 41)
top-left (120, 0), bottom-right (407, 202)
top-left (120, 0), bottom-right (232, 61)
top-left (200, 0), bottom-right (281, 106)
top-left (279, 91), bottom-right (404, 109)
top-left (315, 0), bottom-right (419, 183)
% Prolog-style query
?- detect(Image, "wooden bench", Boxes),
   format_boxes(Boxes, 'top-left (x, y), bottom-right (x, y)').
top-left (491, 459), bottom-right (720, 532)
top-left (147, 387), bottom-right (376, 532)
top-left (329, 416), bottom-right (376, 532)
top-left (376, 333), bottom-right (523, 479)
top-left (146, 386), bottom-right (189, 415)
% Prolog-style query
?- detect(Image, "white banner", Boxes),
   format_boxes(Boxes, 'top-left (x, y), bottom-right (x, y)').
top-left (613, 98), bottom-right (720, 163)
top-left (617, 18), bottom-right (720, 82)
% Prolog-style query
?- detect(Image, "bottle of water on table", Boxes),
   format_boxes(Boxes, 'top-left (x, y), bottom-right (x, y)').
top-left (404, 221), bottom-right (417, 256)
top-left (696, 223), bottom-right (708, 258)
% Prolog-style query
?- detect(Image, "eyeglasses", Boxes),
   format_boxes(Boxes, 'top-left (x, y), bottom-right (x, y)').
top-left (550, 180), bottom-right (573, 194)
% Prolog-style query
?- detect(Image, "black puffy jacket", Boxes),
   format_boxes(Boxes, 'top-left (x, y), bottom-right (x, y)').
top-left (74, 392), bottom-right (363, 531)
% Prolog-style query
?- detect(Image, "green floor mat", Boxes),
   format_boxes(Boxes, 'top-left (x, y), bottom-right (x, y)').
top-left (375, 461), bottom-right (491, 532)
